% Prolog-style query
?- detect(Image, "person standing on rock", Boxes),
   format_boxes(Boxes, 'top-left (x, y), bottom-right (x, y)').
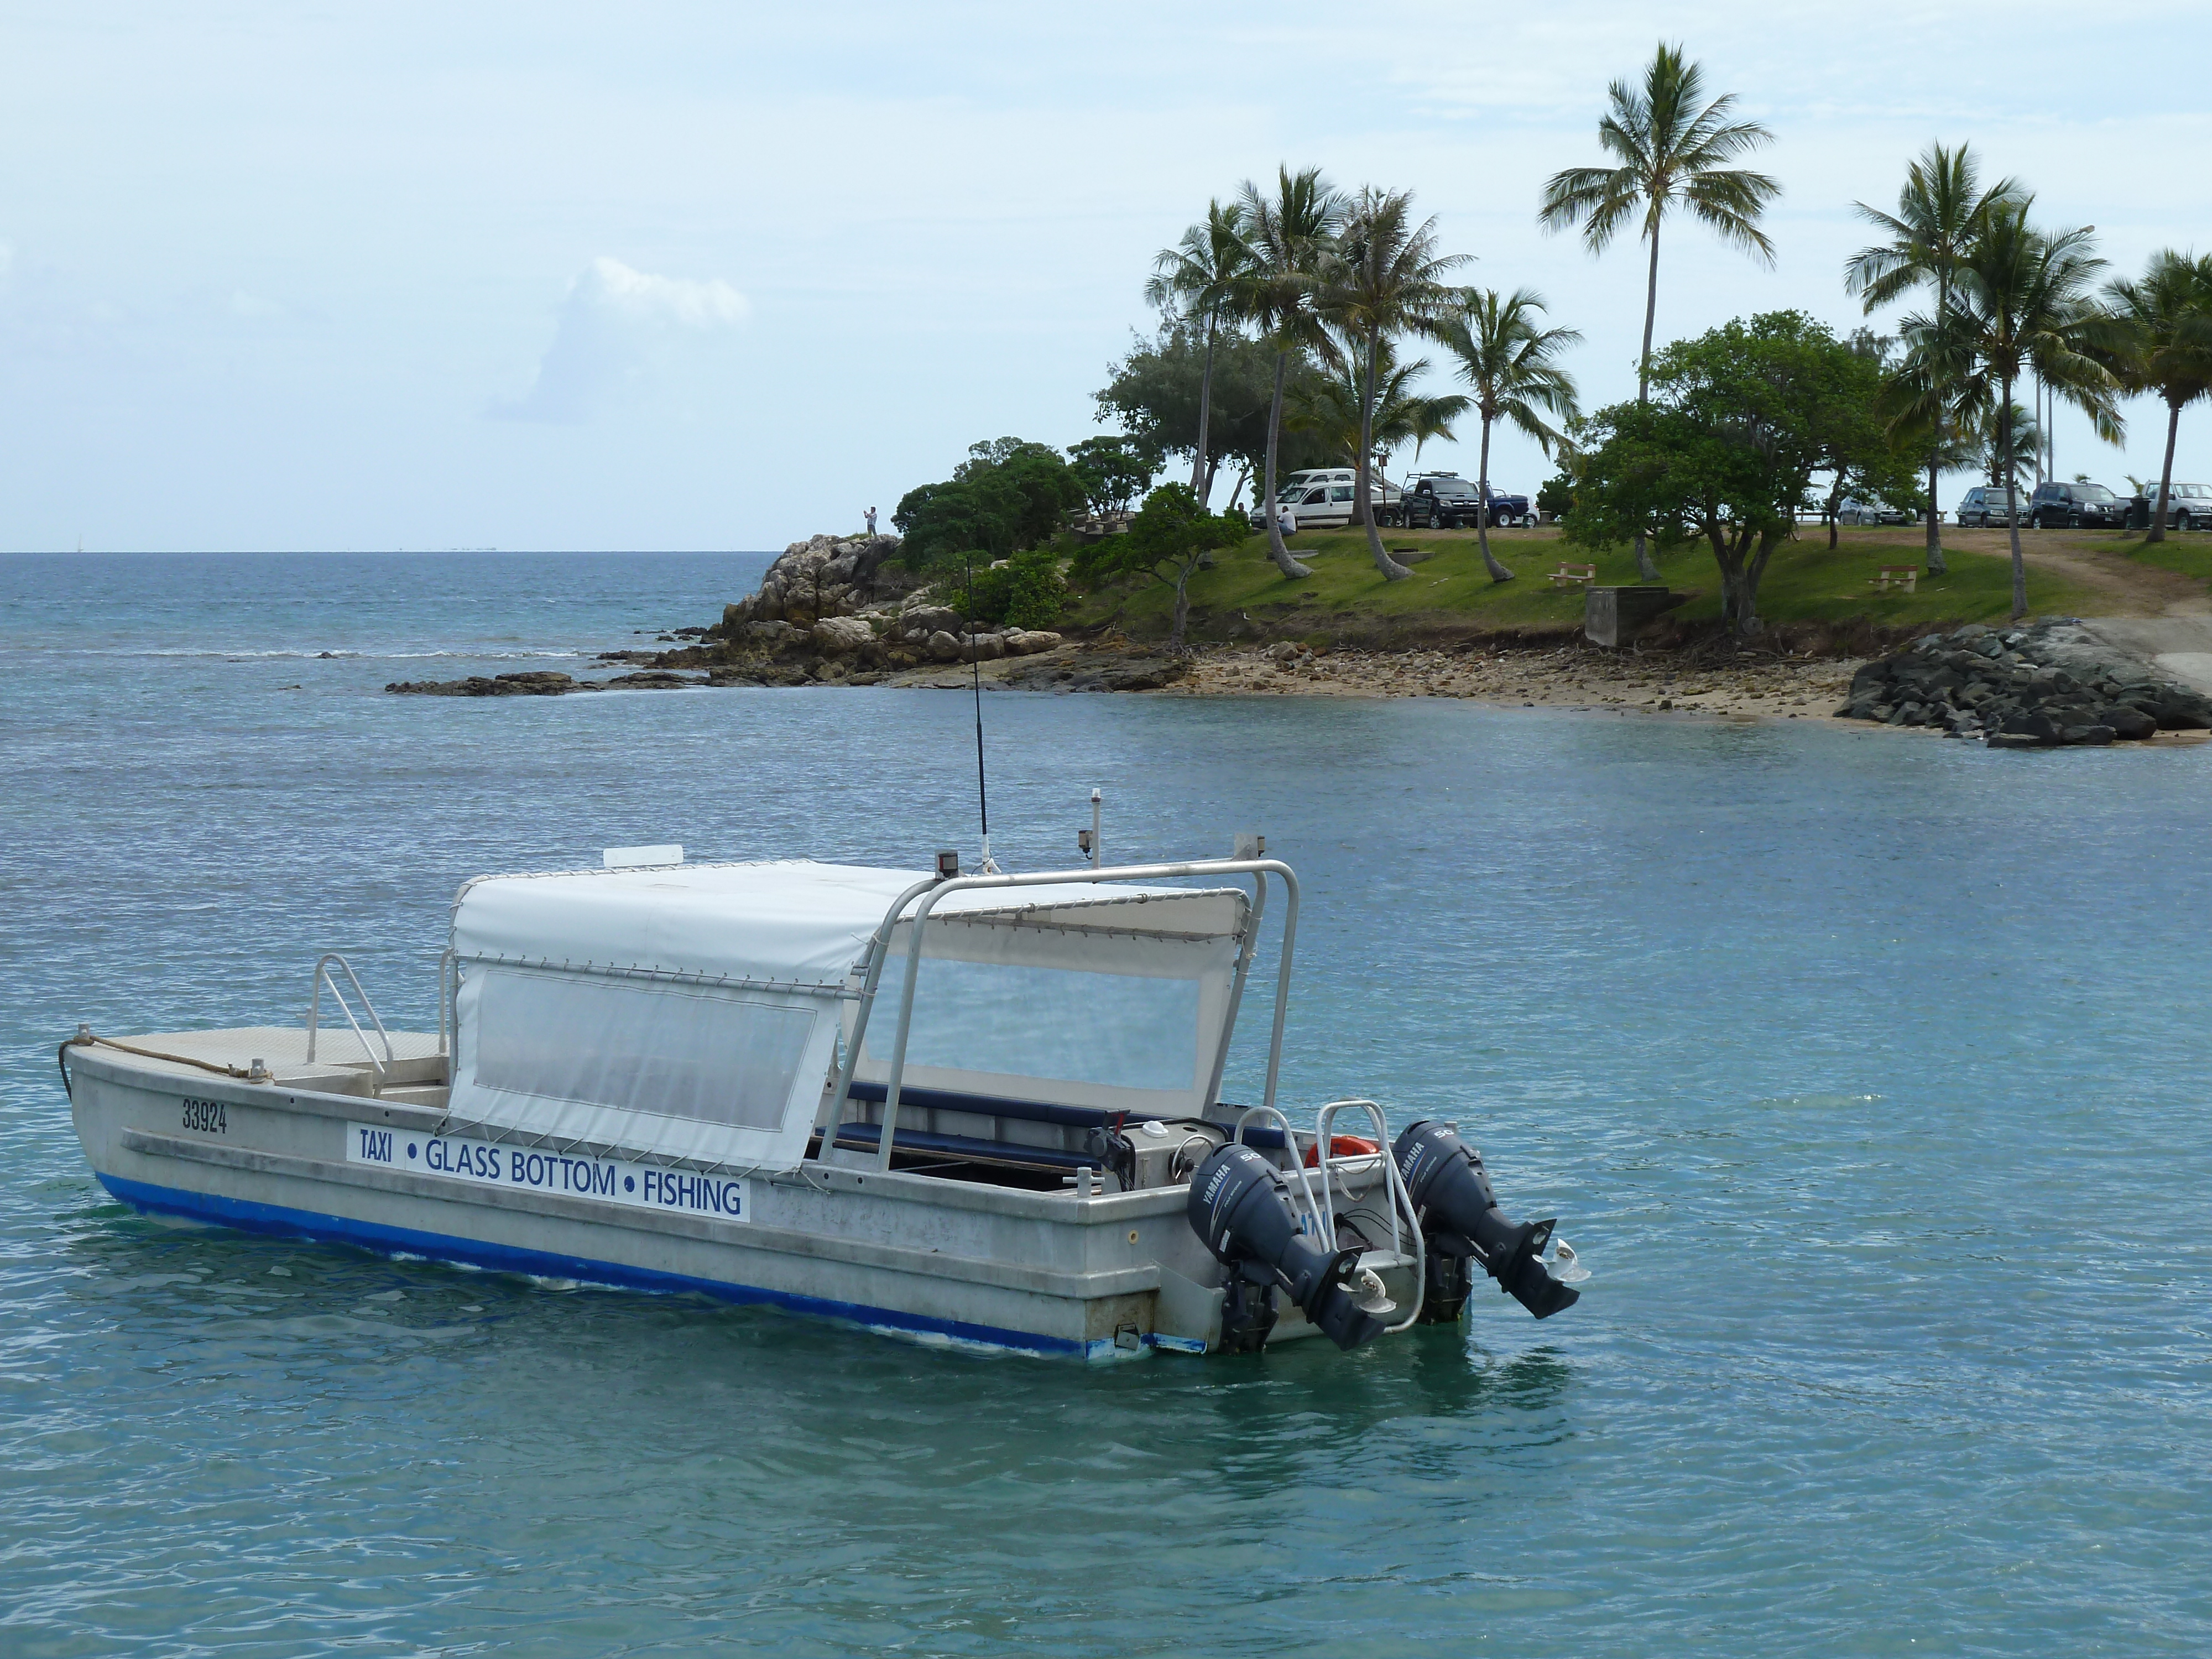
top-left (865, 506), bottom-right (878, 536)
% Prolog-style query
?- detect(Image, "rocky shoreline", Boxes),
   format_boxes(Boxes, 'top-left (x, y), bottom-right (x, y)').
top-left (383, 534), bottom-right (2212, 744)
top-left (1837, 619), bottom-right (2212, 746)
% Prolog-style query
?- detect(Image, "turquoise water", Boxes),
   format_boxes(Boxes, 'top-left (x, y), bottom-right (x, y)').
top-left (4, 550), bottom-right (2210, 1656)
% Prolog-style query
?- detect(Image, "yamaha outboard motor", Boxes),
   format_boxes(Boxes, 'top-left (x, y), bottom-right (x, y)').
top-left (1186, 1144), bottom-right (1392, 1354)
top-left (1394, 1120), bottom-right (1581, 1321)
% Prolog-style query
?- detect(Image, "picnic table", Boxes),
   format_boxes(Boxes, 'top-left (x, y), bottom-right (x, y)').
top-left (1869, 565), bottom-right (1919, 593)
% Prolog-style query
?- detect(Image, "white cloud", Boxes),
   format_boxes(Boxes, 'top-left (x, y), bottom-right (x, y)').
top-left (492, 257), bottom-right (750, 423)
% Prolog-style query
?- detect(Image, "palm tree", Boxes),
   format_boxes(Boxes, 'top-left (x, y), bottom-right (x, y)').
top-left (1948, 201), bottom-right (2124, 617)
top-left (1844, 143), bottom-right (2025, 575)
top-left (1144, 200), bottom-right (1256, 506)
top-left (1237, 165), bottom-right (1346, 580)
top-left (1538, 41), bottom-right (1779, 582)
top-left (1285, 336), bottom-right (1469, 475)
top-left (2101, 250), bottom-right (2212, 543)
top-left (1435, 288), bottom-right (1582, 582)
top-left (1314, 187), bottom-right (1470, 580)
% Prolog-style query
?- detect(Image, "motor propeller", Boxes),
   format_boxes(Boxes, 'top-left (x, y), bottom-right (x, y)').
top-left (1392, 1120), bottom-right (1583, 1321)
top-left (1185, 1144), bottom-right (1390, 1354)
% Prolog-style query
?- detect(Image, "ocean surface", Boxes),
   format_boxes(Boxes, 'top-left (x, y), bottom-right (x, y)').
top-left (3, 549), bottom-right (2209, 1657)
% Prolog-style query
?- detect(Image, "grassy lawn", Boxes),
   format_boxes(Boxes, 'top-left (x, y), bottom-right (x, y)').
top-left (2114, 529), bottom-right (2212, 587)
top-left (1067, 524), bottom-right (2111, 645)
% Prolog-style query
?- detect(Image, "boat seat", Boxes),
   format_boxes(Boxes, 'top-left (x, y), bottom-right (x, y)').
top-left (828, 1122), bottom-right (1099, 1173)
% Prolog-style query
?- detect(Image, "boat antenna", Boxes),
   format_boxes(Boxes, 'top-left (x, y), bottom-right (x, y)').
top-left (962, 549), bottom-right (999, 872)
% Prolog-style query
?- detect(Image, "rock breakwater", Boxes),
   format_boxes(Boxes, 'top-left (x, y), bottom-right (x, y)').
top-left (1837, 619), bottom-right (2212, 746)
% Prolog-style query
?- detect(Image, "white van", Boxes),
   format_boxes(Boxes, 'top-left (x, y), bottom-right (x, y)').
top-left (1249, 469), bottom-right (1404, 531)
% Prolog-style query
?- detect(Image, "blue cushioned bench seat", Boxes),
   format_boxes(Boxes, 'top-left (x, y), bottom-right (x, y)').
top-left (840, 1079), bottom-right (1112, 1129)
top-left (829, 1122), bottom-right (1099, 1172)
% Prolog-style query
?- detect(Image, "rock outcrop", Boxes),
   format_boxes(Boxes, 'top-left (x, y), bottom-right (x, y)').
top-left (385, 670), bottom-right (709, 696)
top-left (1837, 619), bottom-right (2212, 746)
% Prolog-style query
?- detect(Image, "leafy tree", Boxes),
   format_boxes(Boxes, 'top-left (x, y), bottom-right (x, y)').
top-left (1095, 324), bottom-right (1333, 502)
top-left (1314, 186), bottom-right (1469, 580)
top-left (1284, 336), bottom-right (1468, 477)
top-left (967, 545), bottom-right (1067, 630)
top-left (893, 439), bottom-right (1087, 568)
top-left (1947, 202), bottom-right (2122, 617)
top-left (1537, 474), bottom-right (1575, 519)
top-left (1073, 483), bottom-right (1246, 651)
top-left (1145, 201), bottom-right (1257, 504)
top-left (1237, 164), bottom-right (1348, 581)
top-left (1066, 435), bottom-right (1154, 515)
top-left (1539, 41), bottom-right (1779, 582)
top-left (1435, 288), bottom-right (1583, 582)
top-left (1566, 312), bottom-right (1899, 636)
top-left (2100, 249), bottom-right (2212, 542)
top-left (1845, 142), bottom-right (2026, 575)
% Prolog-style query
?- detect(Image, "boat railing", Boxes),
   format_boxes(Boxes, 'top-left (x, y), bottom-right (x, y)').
top-left (830, 857), bottom-right (1300, 1174)
top-left (1232, 1104), bottom-right (1326, 1225)
top-left (306, 953), bottom-right (395, 1092)
top-left (1312, 1098), bottom-right (1426, 1331)
top-left (436, 947), bottom-right (457, 1060)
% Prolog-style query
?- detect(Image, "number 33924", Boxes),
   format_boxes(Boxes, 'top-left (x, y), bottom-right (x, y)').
top-left (181, 1099), bottom-right (227, 1135)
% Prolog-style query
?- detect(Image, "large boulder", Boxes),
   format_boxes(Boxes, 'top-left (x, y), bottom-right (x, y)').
top-left (811, 615), bottom-right (876, 655)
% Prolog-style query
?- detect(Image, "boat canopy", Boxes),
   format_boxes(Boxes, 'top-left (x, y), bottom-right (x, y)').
top-left (446, 860), bottom-right (1253, 1170)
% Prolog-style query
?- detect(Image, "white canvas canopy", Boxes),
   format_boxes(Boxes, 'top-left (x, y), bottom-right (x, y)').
top-left (446, 860), bottom-right (1252, 1170)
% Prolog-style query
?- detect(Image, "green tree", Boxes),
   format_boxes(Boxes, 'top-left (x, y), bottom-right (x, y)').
top-left (1435, 288), bottom-right (1583, 582)
top-left (1947, 202), bottom-right (2122, 617)
top-left (1094, 324), bottom-right (1333, 503)
top-left (1065, 435), bottom-right (1154, 515)
top-left (1844, 143), bottom-right (2025, 575)
top-left (967, 546), bottom-right (1067, 630)
top-left (1073, 483), bottom-right (1246, 651)
top-left (1145, 201), bottom-right (1257, 505)
top-left (1237, 164), bottom-right (1348, 581)
top-left (893, 439), bottom-right (1087, 567)
top-left (1538, 41), bottom-right (1780, 583)
top-left (2100, 249), bottom-right (2212, 542)
top-left (1566, 312), bottom-right (1894, 637)
top-left (1314, 187), bottom-right (1470, 580)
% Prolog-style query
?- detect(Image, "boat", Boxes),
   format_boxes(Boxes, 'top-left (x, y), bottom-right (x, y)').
top-left (59, 849), bottom-right (1586, 1359)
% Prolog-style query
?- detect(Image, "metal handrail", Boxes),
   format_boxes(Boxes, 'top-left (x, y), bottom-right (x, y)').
top-left (436, 947), bottom-right (457, 1060)
top-left (1232, 1103), bottom-right (1326, 1231)
top-left (306, 953), bottom-right (394, 1091)
top-left (852, 858), bottom-right (1300, 1172)
top-left (1313, 1098), bottom-right (1426, 1333)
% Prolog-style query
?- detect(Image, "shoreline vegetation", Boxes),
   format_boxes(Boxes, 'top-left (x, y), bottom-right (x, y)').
top-left (383, 518), bottom-right (2212, 739)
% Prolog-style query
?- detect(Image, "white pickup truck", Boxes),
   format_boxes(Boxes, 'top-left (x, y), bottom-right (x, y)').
top-left (1249, 469), bottom-right (1406, 531)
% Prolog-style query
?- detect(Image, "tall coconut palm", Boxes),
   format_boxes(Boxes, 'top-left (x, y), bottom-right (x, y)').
top-left (1237, 165), bottom-right (1346, 580)
top-left (2101, 250), bottom-right (2212, 543)
top-left (1435, 288), bottom-right (1583, 582)
top-left (1844, 143), bottom-right (2025, 575)
top-left (1144, 200), bottom-right (1256, 505)
top-left (1948, 201), bottom-right (2124, 618)
top-left (1538, 41), bottom-right (1778, 582)
top-left (1314, 187), bottom-right (1470, 580)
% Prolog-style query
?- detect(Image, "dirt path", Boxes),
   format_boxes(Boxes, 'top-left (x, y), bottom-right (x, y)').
top-left (1925, 525), bottom-right (2210, 616)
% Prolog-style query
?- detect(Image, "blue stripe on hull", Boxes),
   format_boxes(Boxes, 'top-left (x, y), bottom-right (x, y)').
top-left (96, 1171), bottom-right (1092, 1358)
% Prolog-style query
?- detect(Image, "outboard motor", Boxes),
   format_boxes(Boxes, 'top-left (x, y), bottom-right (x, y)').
top-left (1394, 1120), bottom-right (1582, 1321)
top-left (1186, 1144), bottom-right (1392, 1354)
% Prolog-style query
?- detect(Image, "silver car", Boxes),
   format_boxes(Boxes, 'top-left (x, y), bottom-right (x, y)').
top-left (2156, 482), bottom-right (2212, 531)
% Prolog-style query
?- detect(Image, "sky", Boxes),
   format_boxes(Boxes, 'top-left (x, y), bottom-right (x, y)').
top-left (3, 1), bottom-right (2208, 553)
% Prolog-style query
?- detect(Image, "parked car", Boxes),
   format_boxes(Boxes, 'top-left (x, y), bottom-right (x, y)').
top-left (1954, 485), bottom-right (2027, 527)
top-left (2154, 481), bottom-right (2212, 530)
top-left (1401, 473), bottom-right (1535, 529)
top-left (2029, 480), bottom-right (2128, 529)
top-left (1837, 498), bottom-right (1914, 526)
top-left (1249, 469), bottom-right (1402, 531)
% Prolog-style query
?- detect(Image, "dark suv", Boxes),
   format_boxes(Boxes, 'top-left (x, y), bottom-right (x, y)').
top-left (2029, 481), bottom-right (2128, 529)
top-left (1402, 474), bottom-right (1530, 529)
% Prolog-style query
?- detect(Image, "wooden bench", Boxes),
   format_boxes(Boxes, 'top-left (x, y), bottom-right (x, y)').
top-left (1549, 563), bottom-right (1598, 587)
top-left (1869, 564), bottom-right (1919, 593)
